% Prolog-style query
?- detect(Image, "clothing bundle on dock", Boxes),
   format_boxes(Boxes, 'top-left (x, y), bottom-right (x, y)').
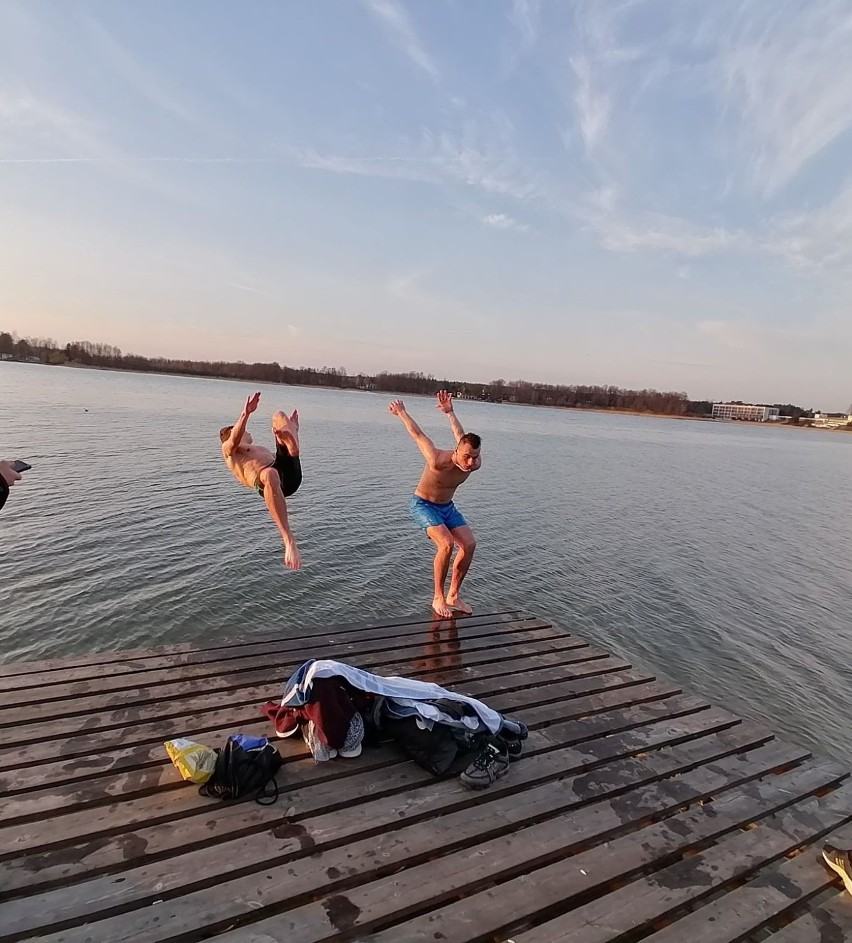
top-left (262, 658), bottom-right (527, 782)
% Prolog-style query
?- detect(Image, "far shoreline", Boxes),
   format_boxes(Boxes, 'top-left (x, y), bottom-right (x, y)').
top-left (4, 358), bottom-right (838, 431)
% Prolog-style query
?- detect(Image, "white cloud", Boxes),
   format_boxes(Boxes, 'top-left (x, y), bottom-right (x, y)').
top-left (362, 0), bottom-right (440, 84)
top-left (483, 212), bottom-right (528, 232)
top-left (290, 118), bottom-right (542, 205)
top-left (509, 0), bottom-right (541, 52)
top-left (571, 55), bottom-right (610, 154)
top-left (718, 0), bottom-right (852, 195)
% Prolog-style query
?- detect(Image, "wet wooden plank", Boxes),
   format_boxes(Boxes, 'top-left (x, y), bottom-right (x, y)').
top-left (641, 822), bottom-right (852, 942)
top-left (2, 612), bottom-right (849, 943)
top-left (766, 892), bottom-right (852, 941)
top-left (0, 662), bottom-right (648, 815)
top-left (0, 652), bottom-right (636, 795)
top-left (0, 608), bottom-right (524, 678)
top-left (0, 619), bottom-right (588, 727)
top-left (3, 722), bottom-right (784, 942)
top-left (497, 781), bottom-right (852, 943)
top-left (0, 673), bottom-right (674, 825)
top-left (0, 611), bottom-right (530, 694)
top-left (0, 617), bottom-right (560, 706)
top-left (198, 765), bottom-right (851, 943)
top-left (0, 702), bottom-right (731, 896)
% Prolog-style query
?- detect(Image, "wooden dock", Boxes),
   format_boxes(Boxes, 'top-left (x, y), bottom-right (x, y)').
top-left (1, 609), bottom-right (851, 942)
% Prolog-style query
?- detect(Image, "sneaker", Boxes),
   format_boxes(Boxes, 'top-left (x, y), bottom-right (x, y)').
top-left (822, 844), bottom-right (852, 895)
top-left (460, 739), bottom-right (511, 790)
top-left (338, 712), bottom-right (365, 758)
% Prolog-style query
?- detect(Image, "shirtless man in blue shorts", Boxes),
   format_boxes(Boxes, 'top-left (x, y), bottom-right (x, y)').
top-left (389, 390), bottom-right (481, 617)
top-left (221, 392), bottom-right (303, 570)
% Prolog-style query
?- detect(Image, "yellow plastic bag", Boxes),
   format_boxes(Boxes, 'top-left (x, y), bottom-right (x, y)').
top-left (164, 738), bottom-right (218, 784)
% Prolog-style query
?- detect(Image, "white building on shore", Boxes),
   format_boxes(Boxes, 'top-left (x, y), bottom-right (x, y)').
top-left (712, 403), bottom-right (781, 422)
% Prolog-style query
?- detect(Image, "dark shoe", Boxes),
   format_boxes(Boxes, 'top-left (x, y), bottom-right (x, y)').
top-left (503, 737), bottom-right (524, 762)
top-left (823, 844), bottom-right (852, 895)
top-left (460, 739), bottom-right (510, 790)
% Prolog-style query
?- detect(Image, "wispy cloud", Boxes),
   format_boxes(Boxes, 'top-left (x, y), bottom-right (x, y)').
top-left (362, 0), bottom-right (440, 84)
top-left (483, 212), bottom-right (528, 232)
top-left (718, 0), bottom-right (852, 195)
top-left (290, 118), bottom-right (542, 204)
top-left (508, 0), bottom-right (541, 53)
top-left (570, 54), bottom-right (610, 154)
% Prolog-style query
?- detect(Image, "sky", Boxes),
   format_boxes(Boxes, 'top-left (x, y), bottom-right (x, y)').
top-left (1, 0), bottom-right (850, 409)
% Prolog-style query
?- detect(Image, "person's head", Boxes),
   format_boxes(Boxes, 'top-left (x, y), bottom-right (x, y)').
top-left (219, 426), bottom-right (253, 447)
top-left (453, 432), bottom-right (481, 472)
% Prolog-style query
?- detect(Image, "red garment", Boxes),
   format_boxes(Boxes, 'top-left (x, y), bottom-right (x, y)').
top-left (262, 678), bottom-right (373, 749)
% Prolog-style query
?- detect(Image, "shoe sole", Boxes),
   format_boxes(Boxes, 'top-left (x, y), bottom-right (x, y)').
top-left (823, 849), bottom-right (852, 895)
top-left (460, 764), bottom-right (510, 790)
top-left (338, 744), bottom-right (362, 758)
top-left (275, 728), bottom-right (299, 738)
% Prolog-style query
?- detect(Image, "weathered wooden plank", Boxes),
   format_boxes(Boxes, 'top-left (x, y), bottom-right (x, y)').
top-left (496, 780), bottom-right (852, 943)
top-left (0, 642), bottom-right (613, 745)
top-left (0, 619), bottom-right (562, 707)
top-left (0, 662), bottom-right (648, 815)
top-left (0, 609), bottom-right (524, 679)
top-left (641, 822), bottom-right (852, 943)
top-left (0, 723), bottom-right (789, 941)
top-left (0, 652), bottom-right (637, 795)
top-left (764, 892), bottom-right (852, 941)
top-left (0, 702), bottom-right (734, 895)
top-left (0, 674), bottom-right (676, 825)
top-left (0, 636), bottom-right (620, 742)
top-left (192, 762), bottom-right (850, 943)
top-left (0, 679), bottom-right (683, 842)
top-left (0, 612), bottom-right (534, 699)
top-left (0, 635), bottom-right (596, 766)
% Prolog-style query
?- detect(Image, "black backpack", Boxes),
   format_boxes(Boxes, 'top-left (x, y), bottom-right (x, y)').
top-left (199, 737), bottom-right (283, 804)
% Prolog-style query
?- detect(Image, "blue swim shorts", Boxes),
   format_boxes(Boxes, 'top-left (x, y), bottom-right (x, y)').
top-left (409, 495), bottom-right (468, 531)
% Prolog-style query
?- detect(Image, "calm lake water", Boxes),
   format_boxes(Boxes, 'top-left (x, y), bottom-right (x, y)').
top-left (2, 362), bottom-right (851, 764)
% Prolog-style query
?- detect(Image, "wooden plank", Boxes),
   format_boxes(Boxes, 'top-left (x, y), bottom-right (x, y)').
top-left (0, 611), bottom-right (532, 696)
top-left (0, 608), bottom-right (524, 678)
top-left (0, 673), bottom-right (673, 825)
top-left (0, 632), bottom-right (612, 737)
top-left (0, 618), bottom-right (561, 706)
top-left (0, 722), bottom-right (788, 941)
top-left (641, 822), bottom-right (852, 943)
top-left (765, 892), bottom-right (852, 941)
top-left (0, 661), bottom-right (646, 810)
top-left (0, 702), bottom-right (734, 895)
top-left (0, 619), bottom-right (591, 727)
top-left (0, 638), bottom-right (611, 740)
top-left (496, 780), bottom-right (852, 943)
top-left (0, 679), bottom-right (684, 844)
top-left (0, 652), bottom-right (637, 795)
top-left (0, 635), bottom-right (598, 767)
top-left (183, 761), bottom-right (850, 943)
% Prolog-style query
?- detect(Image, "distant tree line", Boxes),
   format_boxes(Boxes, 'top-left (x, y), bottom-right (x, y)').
top-left (0, 329), bottom-right (812, 418)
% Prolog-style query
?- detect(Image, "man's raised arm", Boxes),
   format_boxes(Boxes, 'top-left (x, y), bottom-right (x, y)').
top-left (436, 389), bottom-right (465, 443)
top-left (388, 399), bottom-right (438, 461)
top-left (224, 392), bottom-right (261, 455)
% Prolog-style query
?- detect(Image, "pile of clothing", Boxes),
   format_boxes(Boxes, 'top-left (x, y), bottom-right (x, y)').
top-left (261, 659), bottom-right (528, 789)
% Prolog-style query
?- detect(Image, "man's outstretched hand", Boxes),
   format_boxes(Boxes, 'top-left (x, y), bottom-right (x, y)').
top-left (388, 399), bottom-right (407, 417)
top-left (436, 390), bottom-right (454, 414)
top-left (244, 392), bottom-right (261, 415)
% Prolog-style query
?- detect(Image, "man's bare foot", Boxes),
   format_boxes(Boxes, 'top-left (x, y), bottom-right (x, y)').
top-left (446, 594), bottom-right (473, 615)
top-left (432, 596), bottom-right (454, 618)
top-left (272, 410), bottom-right (300, 455)
top-left (284, 542), bottom-right (302, 570)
